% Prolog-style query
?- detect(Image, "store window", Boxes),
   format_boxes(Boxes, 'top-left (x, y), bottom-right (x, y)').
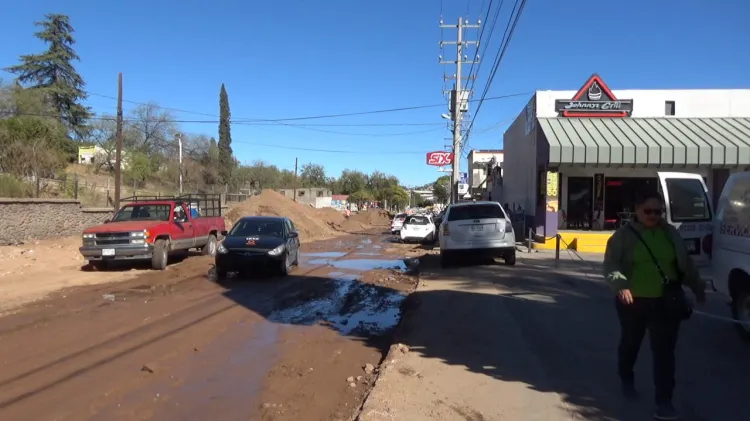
top-left (665, 101), bottom-right (676, 116)
top-left (566, 177), bottom-right (593, 228)
top-left (664, 178), bottom-right (711, 222)
top-left (604, 177), bottom-right (659, 221)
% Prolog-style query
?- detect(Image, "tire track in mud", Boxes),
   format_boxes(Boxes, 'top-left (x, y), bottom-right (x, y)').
top-left (0, 236), bottom-right (388, 416)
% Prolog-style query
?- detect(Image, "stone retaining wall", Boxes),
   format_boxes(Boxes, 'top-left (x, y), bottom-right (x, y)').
top-left (0, 198), bottom-right (113, 244)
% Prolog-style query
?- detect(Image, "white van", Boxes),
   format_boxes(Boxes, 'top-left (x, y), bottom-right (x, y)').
top-left (656, 172), bottom-right (714, 269)
top-left (711, 171), bottom-right (750, 338)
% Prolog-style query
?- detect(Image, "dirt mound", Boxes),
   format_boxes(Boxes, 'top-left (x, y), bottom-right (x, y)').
top-left (348, 209), bottom-right (391, 227)
top-left (225, 190), bottom-right (340, 242)
top-left (315, 207), bottom-right (346, 226)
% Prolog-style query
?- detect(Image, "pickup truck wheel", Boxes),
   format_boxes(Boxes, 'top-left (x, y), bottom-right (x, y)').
top-left (152, 239), bottom-right (168, 270)
top-left (202, 234), bottom-right (217, 256)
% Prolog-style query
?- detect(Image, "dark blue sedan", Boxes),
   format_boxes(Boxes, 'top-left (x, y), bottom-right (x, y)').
top-left (215, 216), bottom-right (301, 280)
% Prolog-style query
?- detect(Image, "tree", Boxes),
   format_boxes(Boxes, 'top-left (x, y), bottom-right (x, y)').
top-left (348, 189), bottom-right (374, 209)
top-left (433, 175), bottom-right (451, 204)
top-left (385, 185), bottom-right (410, 208)
top-left (4, 14), bottom-right (90, 139)
top-left (299, 163), bottom-right (327, 188)
top-left (124, 151), bottom-right (153, 187)
top-left (338, 169), bottom-right (368, 194)
top-left (126, 103), bottom-right (175, 154)
top-left (218, 83), bottom-right (233, 184)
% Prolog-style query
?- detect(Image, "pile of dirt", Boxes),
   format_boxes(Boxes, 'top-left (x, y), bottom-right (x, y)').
top-left (348, 209), bottom-right (391, 226)
top-left (225, 190), bottom-right (341, 242)
top-left (316, 207), bottom-right (346, 226)
top-left (335, 209), bottom-right (392, 233)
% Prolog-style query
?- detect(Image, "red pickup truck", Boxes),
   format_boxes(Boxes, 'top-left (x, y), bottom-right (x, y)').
top-left (79, 195), bottom-right (226, 270)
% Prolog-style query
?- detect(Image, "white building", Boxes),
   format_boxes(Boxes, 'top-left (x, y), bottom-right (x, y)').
top-left (467, 149), bottom-right (504, 201)
top-left (503, 73), bottom-right (750, 239)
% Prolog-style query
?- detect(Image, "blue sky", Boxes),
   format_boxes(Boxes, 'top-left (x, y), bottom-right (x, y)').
top-left (1, 0), bottom-right (748, 186)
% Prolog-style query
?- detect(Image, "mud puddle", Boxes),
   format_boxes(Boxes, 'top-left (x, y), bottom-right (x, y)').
top-left (268, 271), bottom-right (407, 336)
top-left (91, 320), bottom-right (279, 420)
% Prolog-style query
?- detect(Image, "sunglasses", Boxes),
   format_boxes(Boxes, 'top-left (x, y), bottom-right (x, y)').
top-left (641, 208), bottom-right (663, 216)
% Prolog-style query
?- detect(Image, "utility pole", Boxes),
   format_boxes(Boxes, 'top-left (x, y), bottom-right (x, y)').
top-left (113, 73), bottom-right (124, 209)
top-left (440, 17), bottom-right (479, 203)
top-left (293, 157), bottom-right (298, 202)
top-left (176, 133), bottom-right (183, 194)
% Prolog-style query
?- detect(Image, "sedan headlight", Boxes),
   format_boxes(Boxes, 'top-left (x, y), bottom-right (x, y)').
top-left (82, 233), bottom-right (95, 239)
top-left (217, 243), bottom-right (228, 254)
top-left (267, 245), bottom-right (285, 256)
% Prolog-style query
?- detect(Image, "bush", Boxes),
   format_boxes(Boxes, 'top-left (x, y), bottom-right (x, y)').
top-left (0, 174), bottom-right (34, 198)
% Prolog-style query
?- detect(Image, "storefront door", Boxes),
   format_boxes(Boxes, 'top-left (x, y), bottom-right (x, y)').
top-left (567, 177), bottom-right (593, 229)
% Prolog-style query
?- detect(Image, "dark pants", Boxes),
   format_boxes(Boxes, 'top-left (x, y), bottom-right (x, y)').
top-left (616, 297), bottom-right (681, 405)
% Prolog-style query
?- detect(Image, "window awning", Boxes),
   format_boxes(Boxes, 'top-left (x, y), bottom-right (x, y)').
top-left (538, 117), bottom-right (750, 167)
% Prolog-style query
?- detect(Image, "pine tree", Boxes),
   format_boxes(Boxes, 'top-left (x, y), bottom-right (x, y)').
top-left (217, 83), bottom-right (233, 184)
top-left (5, 14), bottom-right (91, 139)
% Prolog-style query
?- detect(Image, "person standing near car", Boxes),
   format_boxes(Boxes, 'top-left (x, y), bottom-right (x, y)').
top-left (603, 191), bottom-right (705, 420)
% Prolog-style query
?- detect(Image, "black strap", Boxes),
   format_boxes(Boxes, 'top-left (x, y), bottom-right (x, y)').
top-left (627, 224), bottom-right (671, 285)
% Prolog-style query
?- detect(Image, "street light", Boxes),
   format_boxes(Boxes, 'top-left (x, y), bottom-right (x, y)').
top-left (440, 113), bottom-right (452, 120)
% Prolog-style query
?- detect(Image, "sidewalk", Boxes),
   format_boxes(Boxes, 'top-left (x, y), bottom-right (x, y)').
top-left (356, 265), bottom-right (575, 421)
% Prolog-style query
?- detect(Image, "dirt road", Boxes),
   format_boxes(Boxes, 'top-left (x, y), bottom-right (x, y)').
top-left (0, 232), bottom-right (423, 421)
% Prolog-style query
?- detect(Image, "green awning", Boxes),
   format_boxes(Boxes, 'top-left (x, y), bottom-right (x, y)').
top-left (538, 117), bottom-right (750, 167)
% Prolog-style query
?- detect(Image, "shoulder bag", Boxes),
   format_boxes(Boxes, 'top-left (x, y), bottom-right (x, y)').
top-left (627, 225), bottom-right (693, 321)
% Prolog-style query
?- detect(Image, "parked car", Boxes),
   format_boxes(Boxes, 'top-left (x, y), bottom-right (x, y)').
top-left (711, 171), bottom-right (750, 339)
top-left (215, 216), bottom-right (301, 280)
top-left (400, 214), bottom-right (437, 244)
top-left (438, 201), bottom-right (516, 267)
top-left (391, 213), bottom-right (407, 234)
top-left (79, 195), bottom-right (225, 270)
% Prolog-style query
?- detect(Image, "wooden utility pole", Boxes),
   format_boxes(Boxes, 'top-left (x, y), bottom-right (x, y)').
top-left (113, 73), bottom-right (124, 209)
top-left (293, 157), bottom-right (298, 202)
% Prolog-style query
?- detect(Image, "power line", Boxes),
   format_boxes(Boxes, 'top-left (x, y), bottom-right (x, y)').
top-left (462, 0), bottom-right (527, 152)
top-left (15, 91), bottom-right (531, 125)
top-left (231, 140), bottom-right (427, 155)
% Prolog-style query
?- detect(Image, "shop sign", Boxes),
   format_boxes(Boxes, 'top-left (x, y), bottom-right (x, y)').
top-left (555, 74), bottom-right (633, 118)
top-left (426, 151), bottom-right (454, 166)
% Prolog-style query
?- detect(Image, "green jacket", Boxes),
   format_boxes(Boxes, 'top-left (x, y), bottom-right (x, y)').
top-left (603, 220), bottom-right (705, 295)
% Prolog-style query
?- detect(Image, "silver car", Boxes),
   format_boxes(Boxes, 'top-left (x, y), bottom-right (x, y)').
top-left (438, 201), bottom-right (516, 267)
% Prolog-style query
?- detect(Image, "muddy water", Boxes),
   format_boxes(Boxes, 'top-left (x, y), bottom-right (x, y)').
top-left (95, 234), bottom-right (410, 419)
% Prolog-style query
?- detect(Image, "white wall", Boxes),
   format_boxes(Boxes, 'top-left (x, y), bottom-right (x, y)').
top-left (536, 89), bottom-right (750, 118)
top-left (468, 152), bottom-right (504, 189)
top-left (503, 96), bottom-right (538, 214)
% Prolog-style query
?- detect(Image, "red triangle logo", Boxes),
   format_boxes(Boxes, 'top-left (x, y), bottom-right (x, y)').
top-left (558, 74), bottom-right (632, 118)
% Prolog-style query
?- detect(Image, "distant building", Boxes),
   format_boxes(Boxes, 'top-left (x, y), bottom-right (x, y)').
top-left (77, 145), bottom-right (105, 164)
top-left (467, 149), bottom-right (504, 201)
top-left (277, 187), bottom-right (333, 208)
top-left (331, 195), bottom-right (349, 210)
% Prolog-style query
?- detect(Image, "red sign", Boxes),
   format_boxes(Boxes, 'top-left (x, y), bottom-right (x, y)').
top-left (426, 151), bottom-right (454, 166)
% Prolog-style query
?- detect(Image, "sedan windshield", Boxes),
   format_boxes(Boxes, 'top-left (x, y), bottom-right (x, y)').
top-left (112, 204), bottom-right (171, 222)
top-left (230, 219), bottom-right (284, 237)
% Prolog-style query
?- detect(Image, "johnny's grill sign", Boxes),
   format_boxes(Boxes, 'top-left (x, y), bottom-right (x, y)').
top-left (555, 74), bottom-right (633, 118)
top-left (426, 151), bottom-right (454, 166)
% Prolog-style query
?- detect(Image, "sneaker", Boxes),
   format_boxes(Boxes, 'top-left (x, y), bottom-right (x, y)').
top-left (653, 403), bottom-right (679, 420)
top-left (621, 381), bottom-right (639, 400)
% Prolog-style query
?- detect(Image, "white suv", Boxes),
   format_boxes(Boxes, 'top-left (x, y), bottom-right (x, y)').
top-left (438, 201), bottom-right (516, 267)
